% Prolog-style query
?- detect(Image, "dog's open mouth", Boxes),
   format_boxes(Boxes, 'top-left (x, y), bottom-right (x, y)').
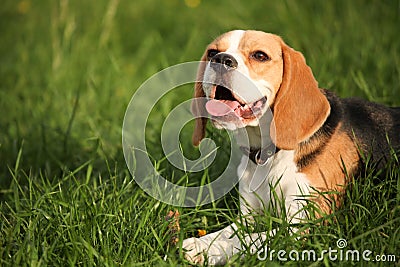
top-left (205, 85), bottom-right (267, 120)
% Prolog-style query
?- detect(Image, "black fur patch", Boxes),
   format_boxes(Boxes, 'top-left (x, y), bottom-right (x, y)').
top-left (341, 96), bottom-right (400, 166)
top-left (297, 89), bottom-right (400, 169)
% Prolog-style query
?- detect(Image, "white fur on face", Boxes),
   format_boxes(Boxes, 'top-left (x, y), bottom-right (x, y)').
top-left (205, 30), bottom-right (273, 102)
top-left (202, 30), bottom-right (274, 130)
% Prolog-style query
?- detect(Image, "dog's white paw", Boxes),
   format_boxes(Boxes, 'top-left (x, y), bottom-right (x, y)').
top-left (182, 237), bottom-right (206, 264)
top-left (182, 236), bottom-right (233, 265)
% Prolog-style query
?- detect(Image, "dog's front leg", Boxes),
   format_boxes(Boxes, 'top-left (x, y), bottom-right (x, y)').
top-left (182, 157), bottom-right (267, 265)
top-left (182, 220), bottom-right (271, 265)
top-left (182, 222), bottom-right (241, 265)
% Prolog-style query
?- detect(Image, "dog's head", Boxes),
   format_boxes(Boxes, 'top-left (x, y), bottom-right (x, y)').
top-left (192, 30), bottom-right (330, 150)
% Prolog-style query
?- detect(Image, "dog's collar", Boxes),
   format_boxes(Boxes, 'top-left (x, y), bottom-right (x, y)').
top-left (239, 143), bottom-right (279, 165)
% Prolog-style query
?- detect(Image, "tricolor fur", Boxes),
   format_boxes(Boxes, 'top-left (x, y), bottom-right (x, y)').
top-left (184, 30), bottom-right (400, 265)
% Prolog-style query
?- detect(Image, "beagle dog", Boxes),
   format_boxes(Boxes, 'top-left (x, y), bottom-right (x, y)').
top-left (183, 30), bottom-right (400, 265)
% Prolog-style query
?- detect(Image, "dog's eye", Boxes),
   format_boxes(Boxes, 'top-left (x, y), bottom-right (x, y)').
top-left (251, 51), bottom-right (271, 62)
top-left (207, 49), bottom-right (219, 59)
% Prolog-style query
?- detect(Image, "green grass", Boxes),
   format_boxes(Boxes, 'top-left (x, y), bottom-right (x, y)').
top-left (1, 0), bottom-right (399, 266)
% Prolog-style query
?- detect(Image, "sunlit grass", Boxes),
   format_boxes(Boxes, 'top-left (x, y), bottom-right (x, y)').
top-left (0, 0), bottom-right (399, 266)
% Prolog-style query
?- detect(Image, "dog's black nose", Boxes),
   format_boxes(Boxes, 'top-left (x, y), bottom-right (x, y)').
top-left (211, 53), bottom-right (238, 70)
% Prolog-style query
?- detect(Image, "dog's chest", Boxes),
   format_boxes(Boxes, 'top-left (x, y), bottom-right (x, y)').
top-left (237, 150), bottom-right (310, 217)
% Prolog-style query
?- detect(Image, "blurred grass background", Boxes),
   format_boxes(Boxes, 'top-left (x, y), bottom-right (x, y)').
top-left (1, 0), bottom-right (400, 175)
top-left (0, 0), bottom-right (399, 266)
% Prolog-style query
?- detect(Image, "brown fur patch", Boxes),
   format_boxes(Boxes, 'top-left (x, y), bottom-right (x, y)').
top-left (192, 57), bottom-right (208, 146)
top-left (237, 31), bottom-right (284, 95)
top-left (270, 42), bottom-right (331, 150)
top-left (298, 123), bottom-right (360, 215)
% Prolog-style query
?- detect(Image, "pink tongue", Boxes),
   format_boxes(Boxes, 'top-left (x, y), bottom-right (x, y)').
top-left (205, 99), bottom-right (241, 116)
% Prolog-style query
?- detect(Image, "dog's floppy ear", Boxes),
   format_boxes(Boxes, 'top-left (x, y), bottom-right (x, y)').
top-left (271, 40), bottom-right (330, 150)
top-left (192, 56), bottom-right (208, 146)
